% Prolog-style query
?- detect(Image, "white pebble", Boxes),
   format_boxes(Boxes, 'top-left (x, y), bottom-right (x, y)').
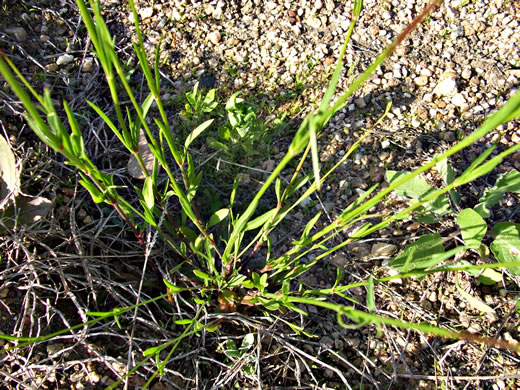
top-left (451, 93), bottom-right (466, 107)
top-left (207, 31), bottom-right (221, 45)
top-left (139, 7), bottom-right (153, 19)
top-left (433, 77), bottom-right (458, 97)
top-left (57, 54), bottom-right (74, 66)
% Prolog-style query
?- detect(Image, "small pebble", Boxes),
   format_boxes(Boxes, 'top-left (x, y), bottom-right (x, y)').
top-left (207, 31), bottom-right (221, 44)
top-left (139, 7), bottom-right (153, 19)
top-left (57, 54), bottom-right (74, 66)
top-left (81, 57), bottom-right (94, 73)
top-left (433, 77), bottom-right (458, 97)
top-left (6, 26), bottom-right (28, 42)
top-left (371, 243), bottom-right (398, 256)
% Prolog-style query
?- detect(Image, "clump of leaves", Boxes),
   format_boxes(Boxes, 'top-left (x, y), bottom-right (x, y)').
top-left (387, 161), bottom-right (520, 281)
top-left (181, 81), bottom-right (218, 121)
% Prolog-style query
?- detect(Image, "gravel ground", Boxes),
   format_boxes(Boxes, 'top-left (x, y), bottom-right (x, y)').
top-left (1, 0), bottom-right (520, 388)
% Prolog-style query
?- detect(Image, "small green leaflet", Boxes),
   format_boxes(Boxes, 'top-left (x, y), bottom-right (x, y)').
top-left (475, 171), bottom-right (520, 218)
top-left (386, 170), bottom-right (450, 217)
top-left (389, 233), bottom-right (445, 272)
top-left (175, 319), bottom-right (193, 325)
top-left (79, 176), bottom-right (104, 203)
top-left (366, 277), bottom-right (375, 313)
top-left (163, 279), bottom-right (183, 293)
top-left (245, 208), bottom-right (277, 231)
top-left (208, 208), bottom-right (230, 228)
top-left (193, 269), bottom-right (215, 281)
top-left (457, 208), bottom-right (487, 249)
top-left (142, 176), bottom-right (154, 209)
top-left (490, 222), bottom-right (520, 274)
top-left (184, 119), bottom-right (214, 151)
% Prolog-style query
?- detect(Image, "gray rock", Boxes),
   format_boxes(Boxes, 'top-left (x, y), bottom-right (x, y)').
top-left (354, 97), bottom-right (366, 108)
top-left (328, 253), bottom-right (348, 267)
top-left (5, 26), bottom-right (27, 42)
top-left (320, 336), bottom-right (334, 348)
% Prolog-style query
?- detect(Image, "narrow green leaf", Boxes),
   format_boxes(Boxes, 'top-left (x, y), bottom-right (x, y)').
top-left (208, 208), bottom-right (230, 228)
top-left (461, 143), bottom-right (497, 180)
top-left (79, 176), bottom-right (104, 203)
top-left (187, 153), bottom-right (196, 183)
top-left (366, 277), bottom-right (375, 313)
top-left (283, 301), bottom-right (308, 316)
top-left (244, 208), bottom-right (276, 231)
top-left (275, 178), bottom-right (282, 204)
top-left (353, 0), bottom-right (363, 16)
top-left (230, 176), bottom-right (240, 208)
top-left (193, 269), bottom-right (215, 281)
top-left (184, 119), bottom-right (214, 151)
top-left (175, 319), bottom-right (193, 325)
top-left (154, 36), bottom-right (163, 92)
top-left (86, 311), bottom-right (114, 317)
top-left (143, 346), bottom-right (161, 356)
top-left (0, 54), bottom-right (49, 132)
top-left (318, 58), bottom-right (344, 113)
top-left (455, 145), bottom-right (519, 188)
top-left (142, 176), bottom-right (154, 209)
top-left (263, 300), bottom-right (280, 311)
top-left (301, 211), bottom-right (321, 240)
top-left (309, 116), bottom-right (321, 190)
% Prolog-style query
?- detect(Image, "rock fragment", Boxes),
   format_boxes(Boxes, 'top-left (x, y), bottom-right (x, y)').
top-left (57, 54), bottom-right (74, 66)
top-left (139, 7), bottom-right (153, 19)
top-left (207, 31), bottom-right (221, 45)
top-left (433, 73), bottom-right (458, 97)
top-left (5, 26), bottom-right (27, 42)
top-left (371, 243), bottom-right (398, 256)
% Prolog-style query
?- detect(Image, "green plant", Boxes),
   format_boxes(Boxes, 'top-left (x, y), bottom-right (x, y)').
top-left (181, 81), bottom-right (218, 121)
top-left (207, 91), bottom-right (267, 159)
top-left (1, 0), bottom-right (520, 386)
top-left (387, 163), bottom-right (520, 277)
top-left (217, 333), bottom-right (256, 376)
